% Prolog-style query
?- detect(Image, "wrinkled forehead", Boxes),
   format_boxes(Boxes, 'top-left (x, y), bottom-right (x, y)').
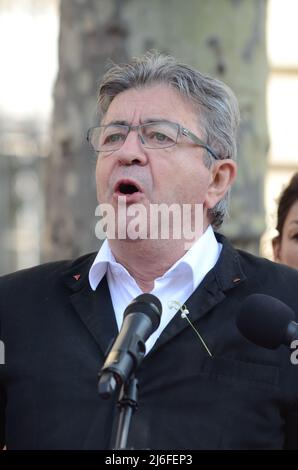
top-left (102, 83), bottom-right (201, 129)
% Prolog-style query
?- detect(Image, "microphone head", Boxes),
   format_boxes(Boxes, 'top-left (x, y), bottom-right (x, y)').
top-left (236, 293), bottom-right (295, 349)
top-left (124, 293), bottom-right (162, 331)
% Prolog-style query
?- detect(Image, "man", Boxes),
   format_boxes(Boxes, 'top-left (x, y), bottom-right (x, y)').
top-left (1, 52), bottom-right (298, 450)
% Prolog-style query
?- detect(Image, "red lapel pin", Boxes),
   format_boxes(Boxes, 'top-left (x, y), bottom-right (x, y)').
top-left (73, 274), bottom-right (81, 281)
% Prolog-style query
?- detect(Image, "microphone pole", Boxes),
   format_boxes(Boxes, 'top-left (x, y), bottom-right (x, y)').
top-left (114, 375), bottom-right (138, 450)
top-left (98, 293), bottom-right (162, 450)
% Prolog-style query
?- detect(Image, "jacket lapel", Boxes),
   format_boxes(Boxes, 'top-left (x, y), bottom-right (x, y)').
top-left (62, 254), bottom-right (118, 357)
top-left (149, 234), bottom-right (247, 353)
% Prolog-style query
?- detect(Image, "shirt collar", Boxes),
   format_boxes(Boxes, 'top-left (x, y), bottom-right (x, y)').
top-left (89, 226), bottom-right (221, 292)
top-left (165, 225), bottom-right (222, 290)
top-left (89, 239), bottom-right (116, 291)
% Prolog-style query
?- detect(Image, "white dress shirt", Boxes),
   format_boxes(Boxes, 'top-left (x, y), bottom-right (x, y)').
top-left (89, 225), bottom-right (222, 353)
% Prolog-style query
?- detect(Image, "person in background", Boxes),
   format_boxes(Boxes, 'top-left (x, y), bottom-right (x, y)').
top-left (272, 172), bottom-right (298, 269)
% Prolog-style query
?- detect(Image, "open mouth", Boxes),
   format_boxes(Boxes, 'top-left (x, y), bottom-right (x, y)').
top-left (115, 180), bottom-right (143, 196)
top-left (118, 183), bottom-right (139, 195)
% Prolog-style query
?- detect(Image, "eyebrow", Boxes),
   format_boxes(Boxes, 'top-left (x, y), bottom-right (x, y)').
top-left (103, 120), bottom-right (129, 126)
top-left (289, 220), bottom-right (298, 225)
top-left (103, 118), bottom-right (174, 126)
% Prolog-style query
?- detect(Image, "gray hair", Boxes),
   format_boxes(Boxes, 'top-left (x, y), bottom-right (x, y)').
top-left (98, 52), bottom-right (240, 229)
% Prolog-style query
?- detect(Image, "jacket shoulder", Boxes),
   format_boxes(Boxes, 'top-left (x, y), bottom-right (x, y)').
top-left (237, 247), bottom-right (298, 281)
top-left (0, 252), bottom-right (96, 292)
top-left (236, 248), bottom-right (298, 313)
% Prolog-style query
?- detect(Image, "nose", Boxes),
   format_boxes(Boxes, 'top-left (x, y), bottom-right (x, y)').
top-left (116, 128), bottom-right (148, 166)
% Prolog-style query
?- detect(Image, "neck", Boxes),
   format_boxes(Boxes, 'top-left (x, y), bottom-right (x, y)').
top-left (108, 227), bottom-right (209, 292)
top-left (109, 239), bottom-right (186, 292)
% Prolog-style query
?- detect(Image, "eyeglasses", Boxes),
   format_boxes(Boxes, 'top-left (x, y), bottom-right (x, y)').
top-left (87, 120), bottom-right (221, 160)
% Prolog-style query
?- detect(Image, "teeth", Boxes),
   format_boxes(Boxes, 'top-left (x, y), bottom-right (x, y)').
top-left (119, 183), bottom-right (139, 194)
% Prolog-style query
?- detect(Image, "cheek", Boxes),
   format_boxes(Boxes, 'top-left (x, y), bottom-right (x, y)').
top-left (174, 166), bottom-right (210, 203)
top-left (154, 157), bottom-right (209, 202)
top-left (279, 238), bottom-right (298, 266)
top-left (95, 159), bottom-right (107, 201)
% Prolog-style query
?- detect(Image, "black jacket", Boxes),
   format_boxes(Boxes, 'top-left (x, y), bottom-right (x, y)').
top-left (0, 234), bottom-right (298, 449)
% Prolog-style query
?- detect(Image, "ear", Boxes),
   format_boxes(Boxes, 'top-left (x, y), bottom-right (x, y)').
top-left (204, 159), bottom-right (237, 210)
top-left (272, 236), bottom-right (281, 262)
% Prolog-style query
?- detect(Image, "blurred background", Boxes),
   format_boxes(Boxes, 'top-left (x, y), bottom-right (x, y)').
top-left (0, 0), bottom-right (297, 275)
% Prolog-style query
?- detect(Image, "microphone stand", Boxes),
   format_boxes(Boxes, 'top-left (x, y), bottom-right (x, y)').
top-left (113, 375), bottom-right (138, 450)
top-left (98, 294), bottom-right (162, 449)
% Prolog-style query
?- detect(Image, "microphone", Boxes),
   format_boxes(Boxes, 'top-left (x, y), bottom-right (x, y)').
top-left (236, 293), bottom-right (298, 349)
top-left (98, 293), bottom-right (162, 398)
